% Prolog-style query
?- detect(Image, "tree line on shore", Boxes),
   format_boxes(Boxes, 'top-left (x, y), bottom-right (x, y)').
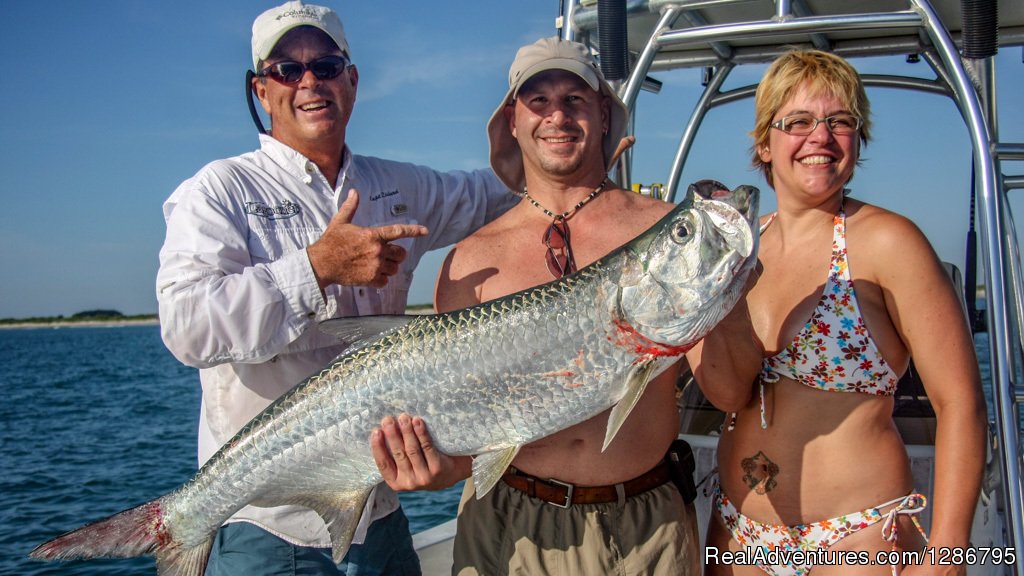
top-left (0, 310), bottom-right (158, 325)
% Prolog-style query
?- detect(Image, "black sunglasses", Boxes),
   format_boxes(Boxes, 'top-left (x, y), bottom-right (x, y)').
top-left (257, 55), bottom-right (350, 84)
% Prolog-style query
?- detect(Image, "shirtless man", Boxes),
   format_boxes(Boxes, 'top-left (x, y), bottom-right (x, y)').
top-left (369, 37), bottom-right (759, 575)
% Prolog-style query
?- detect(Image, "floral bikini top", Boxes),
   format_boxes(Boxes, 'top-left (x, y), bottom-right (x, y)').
top-left (743, 208), bottom-right (900, 429)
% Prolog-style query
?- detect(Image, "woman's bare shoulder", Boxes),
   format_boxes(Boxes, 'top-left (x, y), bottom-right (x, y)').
top-left (847, 200), bottom-right (929, 249)
top-left (846, 199), bottom-right (946, 284)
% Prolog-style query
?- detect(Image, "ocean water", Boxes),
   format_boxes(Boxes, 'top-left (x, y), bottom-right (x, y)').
top-left (0, 324), bottom-right (1009, 575)
top-left (0, 325), bottom-right (462, 576)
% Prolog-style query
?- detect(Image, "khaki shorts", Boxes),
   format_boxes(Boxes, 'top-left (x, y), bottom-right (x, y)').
top-left (452, 477), bottom-right (699, 576)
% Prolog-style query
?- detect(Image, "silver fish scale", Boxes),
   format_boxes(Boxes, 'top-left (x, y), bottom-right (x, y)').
top-left (384, 269), bottom-right (624, 454)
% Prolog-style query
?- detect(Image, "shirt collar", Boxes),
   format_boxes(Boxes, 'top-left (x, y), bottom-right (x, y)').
top-left (258, 134), bottom-right (352, 193)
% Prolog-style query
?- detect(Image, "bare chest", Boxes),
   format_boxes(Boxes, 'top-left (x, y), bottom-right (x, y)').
top-left (478, 220), bottom-right (641, 302)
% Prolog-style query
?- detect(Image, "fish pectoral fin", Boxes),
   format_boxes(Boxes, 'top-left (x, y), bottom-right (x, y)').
top-left (471, 446), bottom-right (520, 499)
top-left (318, 315), bottom-right (422, 345)
top-left (603, 359), bottom-right (659, 452)
top-left (304, 490), bottom-right (374, 564)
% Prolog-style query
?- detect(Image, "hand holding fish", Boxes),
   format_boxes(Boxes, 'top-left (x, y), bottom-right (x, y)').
top-left (307, 189), bottom-right (429, 290)
top-left (371, 414), bottom-right (470, 491)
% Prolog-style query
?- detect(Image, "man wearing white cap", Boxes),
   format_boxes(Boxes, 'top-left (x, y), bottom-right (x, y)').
top-left (156, 2), bottom-right (515, 574)
top-left (371, 37), bottom-right (706, 575)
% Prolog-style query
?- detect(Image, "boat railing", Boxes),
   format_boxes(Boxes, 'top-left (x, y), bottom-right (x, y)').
top-left (562, 0), bottom-right (1024, 572)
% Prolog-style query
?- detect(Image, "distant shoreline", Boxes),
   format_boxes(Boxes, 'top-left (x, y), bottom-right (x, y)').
top-left (0, 318), bottom-right (161, 330)
top-left (0, 307), bottom-right (437, 331)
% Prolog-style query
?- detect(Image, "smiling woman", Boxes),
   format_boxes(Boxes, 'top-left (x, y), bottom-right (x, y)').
top-left (691, 49), bottom-right (987, 576)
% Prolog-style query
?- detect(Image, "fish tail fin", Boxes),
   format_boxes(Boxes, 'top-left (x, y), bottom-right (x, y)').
top-left (30, 501), bottom-right (167, 560)
top-left (30, 499), bottom-right (213, 576)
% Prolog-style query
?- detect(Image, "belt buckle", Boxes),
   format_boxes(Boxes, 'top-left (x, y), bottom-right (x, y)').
top-left (547, 478), bottom-right (575, 508)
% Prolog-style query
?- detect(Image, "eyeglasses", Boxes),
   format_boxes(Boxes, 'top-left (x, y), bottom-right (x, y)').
top-left (770, 113), bottom-right (862, 136)
top-left (257, 55), bottom-right (350, 84)
top-left (543, 220), bottom-right (577, 278)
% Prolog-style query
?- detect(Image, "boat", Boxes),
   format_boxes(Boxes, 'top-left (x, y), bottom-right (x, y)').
top-left (414, 0), bottom-right (1024, 573)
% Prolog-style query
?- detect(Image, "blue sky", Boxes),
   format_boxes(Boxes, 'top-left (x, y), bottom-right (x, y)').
top-left (1, 1), bottom-right (1021, 318)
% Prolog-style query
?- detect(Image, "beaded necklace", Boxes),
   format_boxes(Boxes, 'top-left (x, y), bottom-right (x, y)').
top-left (518, 178), bottom-right (609, 278)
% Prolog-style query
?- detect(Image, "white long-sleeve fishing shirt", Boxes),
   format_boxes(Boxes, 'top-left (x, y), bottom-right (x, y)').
top-left (156, 134), bottom-right (514, 548)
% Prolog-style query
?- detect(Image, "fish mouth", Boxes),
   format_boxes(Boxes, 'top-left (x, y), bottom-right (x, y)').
top-left (696, 187), bottom-right (758, 258)
top-left (689, 180), bottom-right (757, 225)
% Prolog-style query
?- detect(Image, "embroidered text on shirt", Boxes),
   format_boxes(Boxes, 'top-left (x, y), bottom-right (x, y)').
top-left (245, 200), bottom-right (301, 220)
top-left (370, 189), bottom-right (399, 201)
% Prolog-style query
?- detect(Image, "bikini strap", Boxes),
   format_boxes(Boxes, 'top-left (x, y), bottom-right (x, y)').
top-left (830, 206), bottom-right (850, 282)
top-left (880, 493), bottom-right (928, 576)
top-left (726, 372), bottom-right (773, 432)
top-left (759, 372), bottom-right (776, 429)
top-left (879, 492), bottom-right (928, 543)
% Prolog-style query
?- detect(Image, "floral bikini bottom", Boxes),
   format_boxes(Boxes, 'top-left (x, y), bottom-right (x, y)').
top-left (714, 483), bottom-right (928, 576)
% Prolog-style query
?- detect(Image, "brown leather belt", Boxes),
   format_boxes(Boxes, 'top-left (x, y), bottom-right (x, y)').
top-left (500, 461), bottom-right (672, 508)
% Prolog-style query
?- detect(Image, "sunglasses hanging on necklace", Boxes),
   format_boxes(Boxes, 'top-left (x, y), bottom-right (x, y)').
top-left (518, 178), bottom-right (609, 279)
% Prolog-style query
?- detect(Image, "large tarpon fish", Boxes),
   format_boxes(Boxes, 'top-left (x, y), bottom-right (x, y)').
top-left (31, 181), bottom-right (758, 575)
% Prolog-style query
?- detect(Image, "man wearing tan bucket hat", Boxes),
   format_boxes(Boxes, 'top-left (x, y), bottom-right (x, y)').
top-left (371, 37), bottom-right (703, 575)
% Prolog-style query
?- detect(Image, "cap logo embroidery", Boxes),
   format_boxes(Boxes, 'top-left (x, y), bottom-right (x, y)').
top-left (245, 200), bottom-right (301, 220)
top-left (275, 7), bottom-right (320, 21)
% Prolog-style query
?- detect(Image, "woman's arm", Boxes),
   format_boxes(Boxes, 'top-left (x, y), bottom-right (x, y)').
top-left (685, 286), bottom-right (762, 413)
top-left (875, 214), bottom-right (986, 573)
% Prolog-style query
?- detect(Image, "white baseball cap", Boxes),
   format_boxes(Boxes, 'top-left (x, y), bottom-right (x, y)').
top-left (251, 1), bottom-right (350, 69)
top-left (486, 37), bottom-right (628, 191)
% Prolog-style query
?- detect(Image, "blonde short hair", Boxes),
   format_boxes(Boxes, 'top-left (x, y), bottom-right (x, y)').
top-left (751, 49), bottom-right (872, 187)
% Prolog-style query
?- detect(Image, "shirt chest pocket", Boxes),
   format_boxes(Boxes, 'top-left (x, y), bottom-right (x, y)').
top-left (357, 276), bottom-right (413, 315)
top-left (247, 224), bottom-right (323, 263)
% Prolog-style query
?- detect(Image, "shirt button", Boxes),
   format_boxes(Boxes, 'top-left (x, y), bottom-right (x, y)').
top-left (358, 288), bottom-right (365, 297)
top-left (305, 162), bottom-right (314, 173)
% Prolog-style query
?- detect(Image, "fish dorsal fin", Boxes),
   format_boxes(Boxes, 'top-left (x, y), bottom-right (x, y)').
top-left (300, 489), bottom-right (374, 563)
top-left (603, 359), bottom-right (659, 452)
top-left (318, 315), bottom-right (420, 345)
top-left (472, 446), bottom-right (520, 498)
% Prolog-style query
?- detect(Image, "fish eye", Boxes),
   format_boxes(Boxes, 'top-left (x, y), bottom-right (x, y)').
top-left (671, 216), bottom-right (695, 244)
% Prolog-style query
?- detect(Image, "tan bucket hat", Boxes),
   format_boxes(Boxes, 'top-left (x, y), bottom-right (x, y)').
top-left (486, 37), bottom-right (629, 191)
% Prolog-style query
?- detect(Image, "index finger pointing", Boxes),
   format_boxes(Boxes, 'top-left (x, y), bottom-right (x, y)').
top-left (376, 224), bottom-right (429, 243)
